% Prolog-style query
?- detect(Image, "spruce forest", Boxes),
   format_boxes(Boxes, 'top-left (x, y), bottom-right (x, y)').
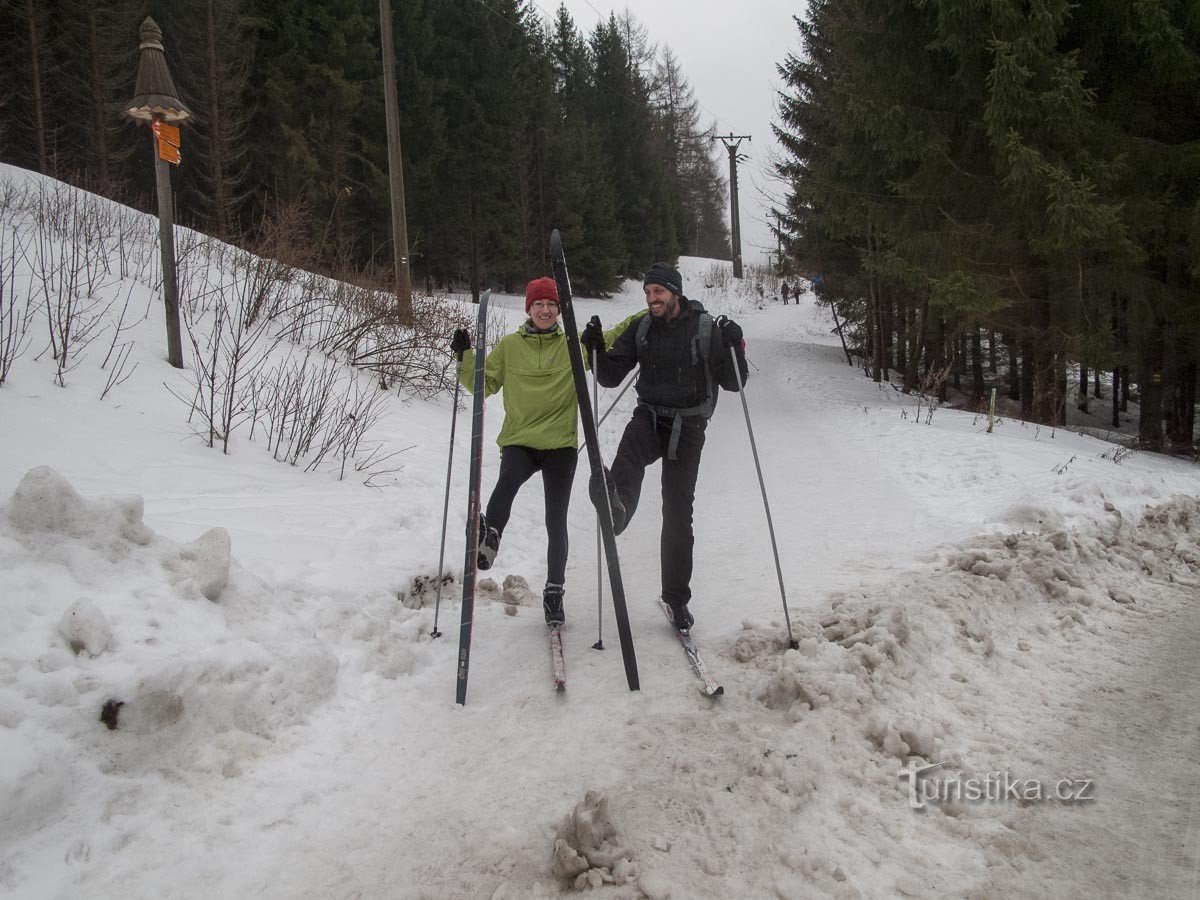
top-left (5, 0), bottom-right (1200, 453)
top-left (0, 0), bottom-right (731, 297)
top-left (774, 0), bottom-right (1200, 451)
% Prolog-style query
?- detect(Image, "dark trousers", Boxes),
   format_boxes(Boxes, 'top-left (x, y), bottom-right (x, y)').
top-left (610, 407), bottom-right (707, 608)
top-left (485, 445), bottom-right (577, 585)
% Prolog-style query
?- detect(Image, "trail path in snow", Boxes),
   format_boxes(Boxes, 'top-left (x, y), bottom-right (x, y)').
top-left (979, 568), bottom-right (1200, 899)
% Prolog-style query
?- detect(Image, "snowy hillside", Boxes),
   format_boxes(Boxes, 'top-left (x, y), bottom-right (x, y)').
top-left (3, 167), bottom-right (1200, 899)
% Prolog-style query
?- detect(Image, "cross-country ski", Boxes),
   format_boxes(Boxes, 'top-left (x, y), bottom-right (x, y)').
top-left (549, 625), bottom-right (566, 692)
top-left (659, 599), bottom-right (723, 697)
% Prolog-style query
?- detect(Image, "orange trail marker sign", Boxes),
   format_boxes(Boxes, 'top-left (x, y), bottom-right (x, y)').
top-left (153, 120), bottom-right (181, 165)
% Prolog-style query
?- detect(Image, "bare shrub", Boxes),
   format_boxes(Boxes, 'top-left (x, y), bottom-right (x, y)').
top-left (98, 282), bottom-right (142, 400)
top-left (175, 249), bottom-right (278, 451)
top-left (352, 290), bottom-right (473, 399)
top-left (914, 364), bottom-right (954, 425)
top-left (244, 351), bottom-right (393, 479)
top-left (0, 177), bottom-right (30, 225)
top-left (0, 223), bottom-right (34, 385)
top-left (26, 185), bottom-right (115, 386)
top-left (702, 263), bottom-right (731, 291)
top-left (243, 199), bottom-right (315, 326)
top-left (100, 342), bottom-right (137, 401)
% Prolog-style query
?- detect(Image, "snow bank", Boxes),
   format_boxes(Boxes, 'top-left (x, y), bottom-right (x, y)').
top-left (719, 494), bottom-right (1200, 897)
top-left (0, 468), bottom-right (340, 828)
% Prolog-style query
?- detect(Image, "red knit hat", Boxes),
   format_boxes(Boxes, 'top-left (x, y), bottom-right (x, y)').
top-left (525, 277), bottom-right (559, 313)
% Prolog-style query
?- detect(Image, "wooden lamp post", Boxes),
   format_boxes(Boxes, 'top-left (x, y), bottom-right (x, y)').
top-left (125, 17), bottom-right (191, 369)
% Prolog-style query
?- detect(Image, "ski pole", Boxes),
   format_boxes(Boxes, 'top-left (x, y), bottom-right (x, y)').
top-left (431, 351), bottom-right (463, 639)
top-left (591, 347), bottom-right (604, 651)
top-left (726, 340), bottom-right (798, 649)
top-left (576, 366), bottom-right (638, 452)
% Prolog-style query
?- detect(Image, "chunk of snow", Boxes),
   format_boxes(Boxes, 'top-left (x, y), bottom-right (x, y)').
top-left (58, 598), bottom-right (111, 656)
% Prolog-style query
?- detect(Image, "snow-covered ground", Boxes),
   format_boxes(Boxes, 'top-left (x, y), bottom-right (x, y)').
top-left (3, 166), bottom-right (1200, 898)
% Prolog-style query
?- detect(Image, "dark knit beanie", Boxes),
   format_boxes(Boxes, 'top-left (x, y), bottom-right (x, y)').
top-left (525, 277), bottom-right (559, 313)
top-left (642, 262), bottom-right (682, 296)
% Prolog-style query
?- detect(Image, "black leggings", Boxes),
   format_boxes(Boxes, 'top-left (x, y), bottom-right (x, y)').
top-left (485, 445), bottom-right (578, 585)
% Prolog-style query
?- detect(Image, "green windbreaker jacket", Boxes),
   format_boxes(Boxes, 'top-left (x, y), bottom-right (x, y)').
top-left (458, 322), bottom-right (581, 449)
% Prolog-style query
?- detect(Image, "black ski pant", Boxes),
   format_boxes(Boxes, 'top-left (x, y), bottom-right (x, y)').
top-left (609, 407), bottom-right (707, 609)
top-left (485, 445), bottom-right (577, 585)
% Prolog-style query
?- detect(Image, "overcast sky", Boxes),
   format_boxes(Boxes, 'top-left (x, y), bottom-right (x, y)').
top-left (541, 0), bottom-right (804, 268)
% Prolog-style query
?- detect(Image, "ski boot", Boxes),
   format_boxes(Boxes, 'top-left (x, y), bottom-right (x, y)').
top-left (667, 603), bottom-right (693, 632)
top-left (588, 466), bottom-right (627, 534)
top-left (477, 516), bottom-right (501, 570)
top-left (543, 583), bottom-right (565, 626)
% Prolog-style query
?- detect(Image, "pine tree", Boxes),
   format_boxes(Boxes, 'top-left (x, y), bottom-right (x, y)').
top-left (164, 0), bottom-right (255, 238)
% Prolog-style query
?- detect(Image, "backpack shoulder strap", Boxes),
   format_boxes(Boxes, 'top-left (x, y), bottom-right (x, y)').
top-left (697, 311), bottom-right (713, 374)
top-left (635, 310), bottom-right (652, 356)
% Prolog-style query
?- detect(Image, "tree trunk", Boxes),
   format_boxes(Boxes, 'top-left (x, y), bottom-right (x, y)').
top-left (1056, 357), bottom-right (1067, 425)
top-left (866, 224), bottom-right (882, 382)
top-left (1020, 337), bottom-right (1034, 419)
top-left (1031, 284), bottom-right (1058, 424)
top-left (1112, 365), bottom-right (1121, 429)
top-left (1165, 354), bottom-right (1196, 453)
top-left (1078, 363), bottom-right (1089, 412)
top-left (24, 0), bottom-right (49, 174)
top-left (1137, 336), bottom-right (1164, 451)
top-left (952, 329), bottom-right (963, 391)
top-left (970, 327), bottom-right (984, 407)
top-left (934, 318), bottom-right (948, 402)
top-left (881, 291), bottom-right (893, 378)
top-left (84, 1), bottom-right (110, 194)
top-left (205, 0), bottom-right (229, 236)
top-left (1007, 335), bottom-right (1020, 401)
top-left (467, 194), bottom-right (481, 303)
top-left (902, 299), bottom-right (927, 394)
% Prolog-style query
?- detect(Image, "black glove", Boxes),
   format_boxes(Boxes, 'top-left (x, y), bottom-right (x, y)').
top-left (581, 316), bottom-right (605, 355)
top-left (717, 317), bottom-right (743, 349)
top-left (450, 328), bottom-right (471, 355)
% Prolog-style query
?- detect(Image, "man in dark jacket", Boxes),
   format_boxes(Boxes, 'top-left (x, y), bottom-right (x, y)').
top-left (581, 262), bottom-right (748, 631)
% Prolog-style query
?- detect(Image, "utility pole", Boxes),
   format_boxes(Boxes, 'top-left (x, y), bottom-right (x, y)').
top-left (379, 0), bottom-right (412, 321)
top-left (714, 134), bottom-right (750, 278)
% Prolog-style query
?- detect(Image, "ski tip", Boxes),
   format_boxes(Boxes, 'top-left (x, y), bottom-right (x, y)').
top-left (703, 685), bottom-right (724, 698)
top-left (549, 228), bottom-right (562, 255)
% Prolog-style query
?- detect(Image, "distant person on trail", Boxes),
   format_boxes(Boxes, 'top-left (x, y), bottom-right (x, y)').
top-left (449, 277), bottom-right (579, 626)
top-left (580, 262), bottom-right (749, 632)
top-left (781, 281), bottom-right (790, 305)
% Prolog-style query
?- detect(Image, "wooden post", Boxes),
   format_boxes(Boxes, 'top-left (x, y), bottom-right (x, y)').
top-left (379, 0), bottom-right (412, 321)
top-left (987, 387), bottom-right (996, 433)
top-left (126, 17), bottom-right (191, 368)
top-left (152, 118), bottom-right (183, 368)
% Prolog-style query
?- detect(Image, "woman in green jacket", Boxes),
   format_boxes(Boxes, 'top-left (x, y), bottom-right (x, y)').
top-left (450, 277), bottom-right (579, 626)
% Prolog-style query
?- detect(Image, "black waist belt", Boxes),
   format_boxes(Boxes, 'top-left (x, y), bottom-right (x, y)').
top-left (638, 400), bottom-right (705, 460)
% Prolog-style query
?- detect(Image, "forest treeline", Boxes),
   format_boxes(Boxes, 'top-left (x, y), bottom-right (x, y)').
top-left (775, 0), bottom-right (1200, 451)
top-left (0, 0), bottom-right (731, 297)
